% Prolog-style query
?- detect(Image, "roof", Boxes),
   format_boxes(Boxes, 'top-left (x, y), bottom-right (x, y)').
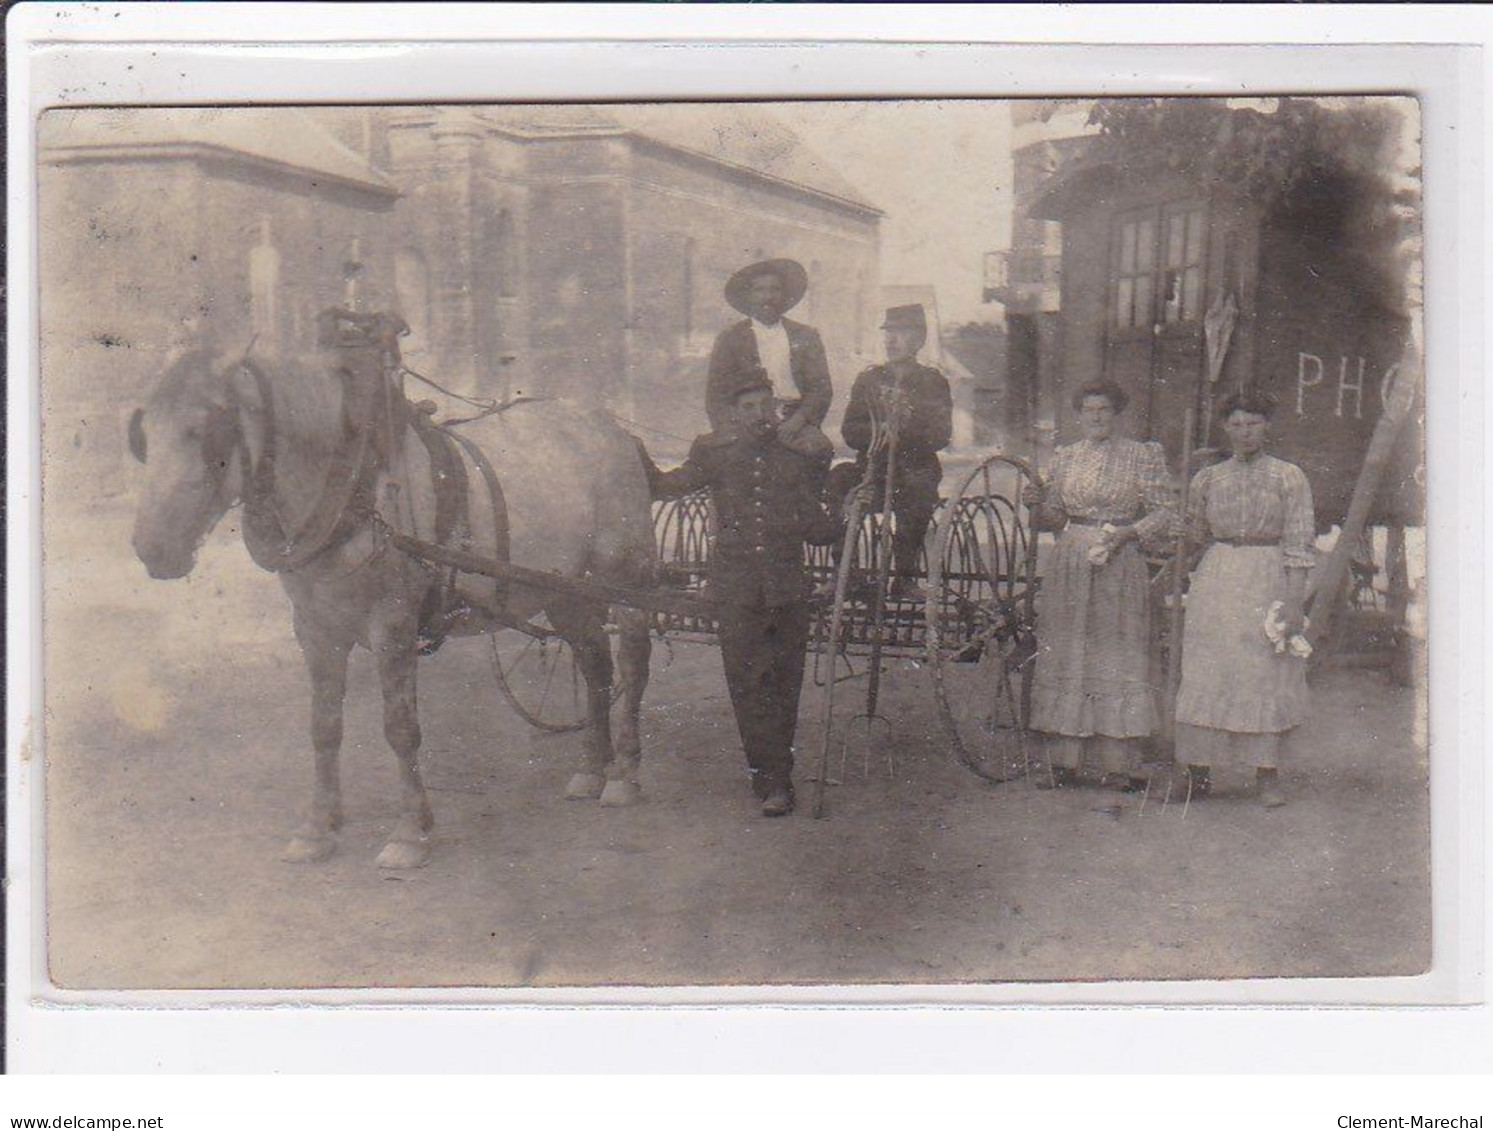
top-left (478, 103), bottom-right (882, 217)
top-left (612, 105), bottom-right (881, 216)
top-left (40, 108), bottom-right (399, 196)
top-left (1026, 155), bottom-right (1125, 221)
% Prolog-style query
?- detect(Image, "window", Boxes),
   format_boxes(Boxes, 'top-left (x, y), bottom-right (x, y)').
top-left (1161, 204), bottom-right (1205, 325)
top-left (1112, 201), bottom-right (1206, 330)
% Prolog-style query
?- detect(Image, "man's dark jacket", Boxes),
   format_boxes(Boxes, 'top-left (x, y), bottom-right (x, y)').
top-left (705, 318), bottom-right (833, 432)
top-left (841, 361), bottom-right (954, 473)
top-left (650, 427), bottom-right (839, 608)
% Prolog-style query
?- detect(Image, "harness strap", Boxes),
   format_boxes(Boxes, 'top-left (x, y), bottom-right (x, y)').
top-left (236, 360), bottom-right (379, 573)
top-left (442, 427), bottom-right (511, 610)
top-left (411, 417), bottom-right (470, 547)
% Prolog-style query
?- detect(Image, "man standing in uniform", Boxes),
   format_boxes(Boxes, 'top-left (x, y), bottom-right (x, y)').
top-left (705, 257), bottom-right (834, 466)
top-left (829, 303), bottom-right (953, 599)
top-left (647, 372), bottom-right (845, 817)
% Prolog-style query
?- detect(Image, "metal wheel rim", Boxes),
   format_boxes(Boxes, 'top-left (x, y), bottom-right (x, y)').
top-left (490, 619), bottom-right (625, 734)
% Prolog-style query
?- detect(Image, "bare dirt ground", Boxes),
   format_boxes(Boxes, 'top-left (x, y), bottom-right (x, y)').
top-left (40, 513), bottom-right (1430, 991)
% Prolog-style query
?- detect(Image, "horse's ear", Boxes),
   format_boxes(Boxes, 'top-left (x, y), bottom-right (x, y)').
top-left (127, 408), bottom-right (148, 463)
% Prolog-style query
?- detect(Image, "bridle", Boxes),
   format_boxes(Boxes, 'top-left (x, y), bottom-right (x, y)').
top-left (131, 357), bottom-right (377, 574)
top-left (128, 379), bottom-right (242, 494)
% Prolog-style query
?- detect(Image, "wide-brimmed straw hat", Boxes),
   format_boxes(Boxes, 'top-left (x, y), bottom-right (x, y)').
top-left (724, 258), bottom-right (809, 318)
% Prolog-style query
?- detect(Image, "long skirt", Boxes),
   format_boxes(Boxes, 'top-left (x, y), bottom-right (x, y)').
top-left (1029, 525), bottom-right (1157, 744)
top-left (1175, 544), bottom-right (1309, 770)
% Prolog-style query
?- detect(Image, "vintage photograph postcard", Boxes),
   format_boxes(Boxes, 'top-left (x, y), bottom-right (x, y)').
top-left (37, 95), bottom-right (1427, 991)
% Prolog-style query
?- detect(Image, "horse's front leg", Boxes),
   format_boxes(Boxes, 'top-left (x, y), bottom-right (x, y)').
top-left (371, 616), bottom-right (434, 870)
top-left (282, 617), bottom-right (351, 863)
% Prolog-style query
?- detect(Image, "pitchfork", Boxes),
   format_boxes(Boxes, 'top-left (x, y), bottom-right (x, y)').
top-left (810, 411), bottom-right (892, 819)
top-left (839, 387), bottom-right (906, 783)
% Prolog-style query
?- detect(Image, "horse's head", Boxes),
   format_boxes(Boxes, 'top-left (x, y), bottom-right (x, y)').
top-left (130, 350), bottom-right (245, 579)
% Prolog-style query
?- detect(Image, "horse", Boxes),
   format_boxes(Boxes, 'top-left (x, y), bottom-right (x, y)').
top-left (128, 332), bottom-right (655, 869)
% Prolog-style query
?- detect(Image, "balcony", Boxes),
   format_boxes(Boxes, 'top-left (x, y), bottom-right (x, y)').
top-left (983, 248), bottom-right (1062, 307)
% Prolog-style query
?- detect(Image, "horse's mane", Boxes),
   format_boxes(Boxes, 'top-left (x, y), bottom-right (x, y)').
top-left (250, 349), bottom-right (349, 458)
top-left (149, 346), bottom-right (346, 448)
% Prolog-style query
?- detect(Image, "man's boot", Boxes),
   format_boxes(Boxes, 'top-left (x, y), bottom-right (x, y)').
top-left (761, 779), bottom-right (795, 818)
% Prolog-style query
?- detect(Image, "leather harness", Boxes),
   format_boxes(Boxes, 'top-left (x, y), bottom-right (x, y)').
top-left (230, 315), bottom-right (516, 651)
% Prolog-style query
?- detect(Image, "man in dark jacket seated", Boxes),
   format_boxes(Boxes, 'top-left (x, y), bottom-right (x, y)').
top-left (645, 372), bottom-right (845, 817)
top-left (828, 304), bottom-right (954, 600)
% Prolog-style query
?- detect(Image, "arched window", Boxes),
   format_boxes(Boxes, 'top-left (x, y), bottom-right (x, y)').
top-left (341, 236), bottom-right (364, 310)
top-left (395, 248), bottom-right (431, 355)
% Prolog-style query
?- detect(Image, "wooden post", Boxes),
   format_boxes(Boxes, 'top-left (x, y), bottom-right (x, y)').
top-left (1305, 346), bottom-right (1420, 650)
top-left (1164, 406), bottom-right (1197, 743)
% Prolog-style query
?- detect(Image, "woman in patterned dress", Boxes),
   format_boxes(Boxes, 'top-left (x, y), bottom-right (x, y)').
top-left (1025, 380), bottom-right (1175, 790)
top-left (1175, 391), bottom-right (1315, 807)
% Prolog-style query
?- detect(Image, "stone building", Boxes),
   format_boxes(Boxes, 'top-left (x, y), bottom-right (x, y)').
top-left (39, 107), bottom-right (399, 501)
top-left (40, 104), bottom-right (884, 498)
top-left (368, 105), bottom-right (883, 450)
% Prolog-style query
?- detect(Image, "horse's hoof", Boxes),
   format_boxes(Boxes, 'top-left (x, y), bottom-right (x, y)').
top-left (376, 838), bottom-right (431, 870)
top-left (281, 835), bottom-right (337, 864)
top-left (565, 772), bottom-right (606, 800)
top-left (599, 779), bottom-right (642, 807)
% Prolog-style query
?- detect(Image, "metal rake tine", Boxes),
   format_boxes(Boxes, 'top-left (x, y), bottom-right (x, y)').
top-left (1138, 775), bottom-right (1153, 817)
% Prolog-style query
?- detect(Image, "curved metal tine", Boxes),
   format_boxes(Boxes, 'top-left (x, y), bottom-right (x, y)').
top-left (834, 644), bottom-right (858, 684)
top-left (977, 465), bottom-right (1008, 594)
top-left (963, 508), bottom-right (994, 608)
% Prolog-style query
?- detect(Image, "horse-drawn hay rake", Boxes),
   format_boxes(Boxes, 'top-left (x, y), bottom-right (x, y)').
top-left (490, 452), bottom-right (1043, 792)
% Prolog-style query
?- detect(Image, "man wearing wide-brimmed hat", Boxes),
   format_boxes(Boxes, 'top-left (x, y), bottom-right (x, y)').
top-left (829, 303), bottom-right (953, 600)
top-left (705, 257), bottom-right (834, 463)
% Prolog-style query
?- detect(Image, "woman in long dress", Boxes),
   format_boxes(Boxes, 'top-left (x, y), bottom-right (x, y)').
top-left (1175, 390), bottom-right (1315, 807)
top-left (1026, 380), bottom-right (1174, 790)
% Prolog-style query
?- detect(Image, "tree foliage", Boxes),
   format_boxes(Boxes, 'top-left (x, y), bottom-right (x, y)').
top-left (1088, 98), bottom-right (1409, 208)
top-left (1087, 97), bottom-right (1420, 311)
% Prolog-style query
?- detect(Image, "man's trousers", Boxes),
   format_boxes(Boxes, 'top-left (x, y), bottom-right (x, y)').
top-left (715, 600), bottom-right (813, 793)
